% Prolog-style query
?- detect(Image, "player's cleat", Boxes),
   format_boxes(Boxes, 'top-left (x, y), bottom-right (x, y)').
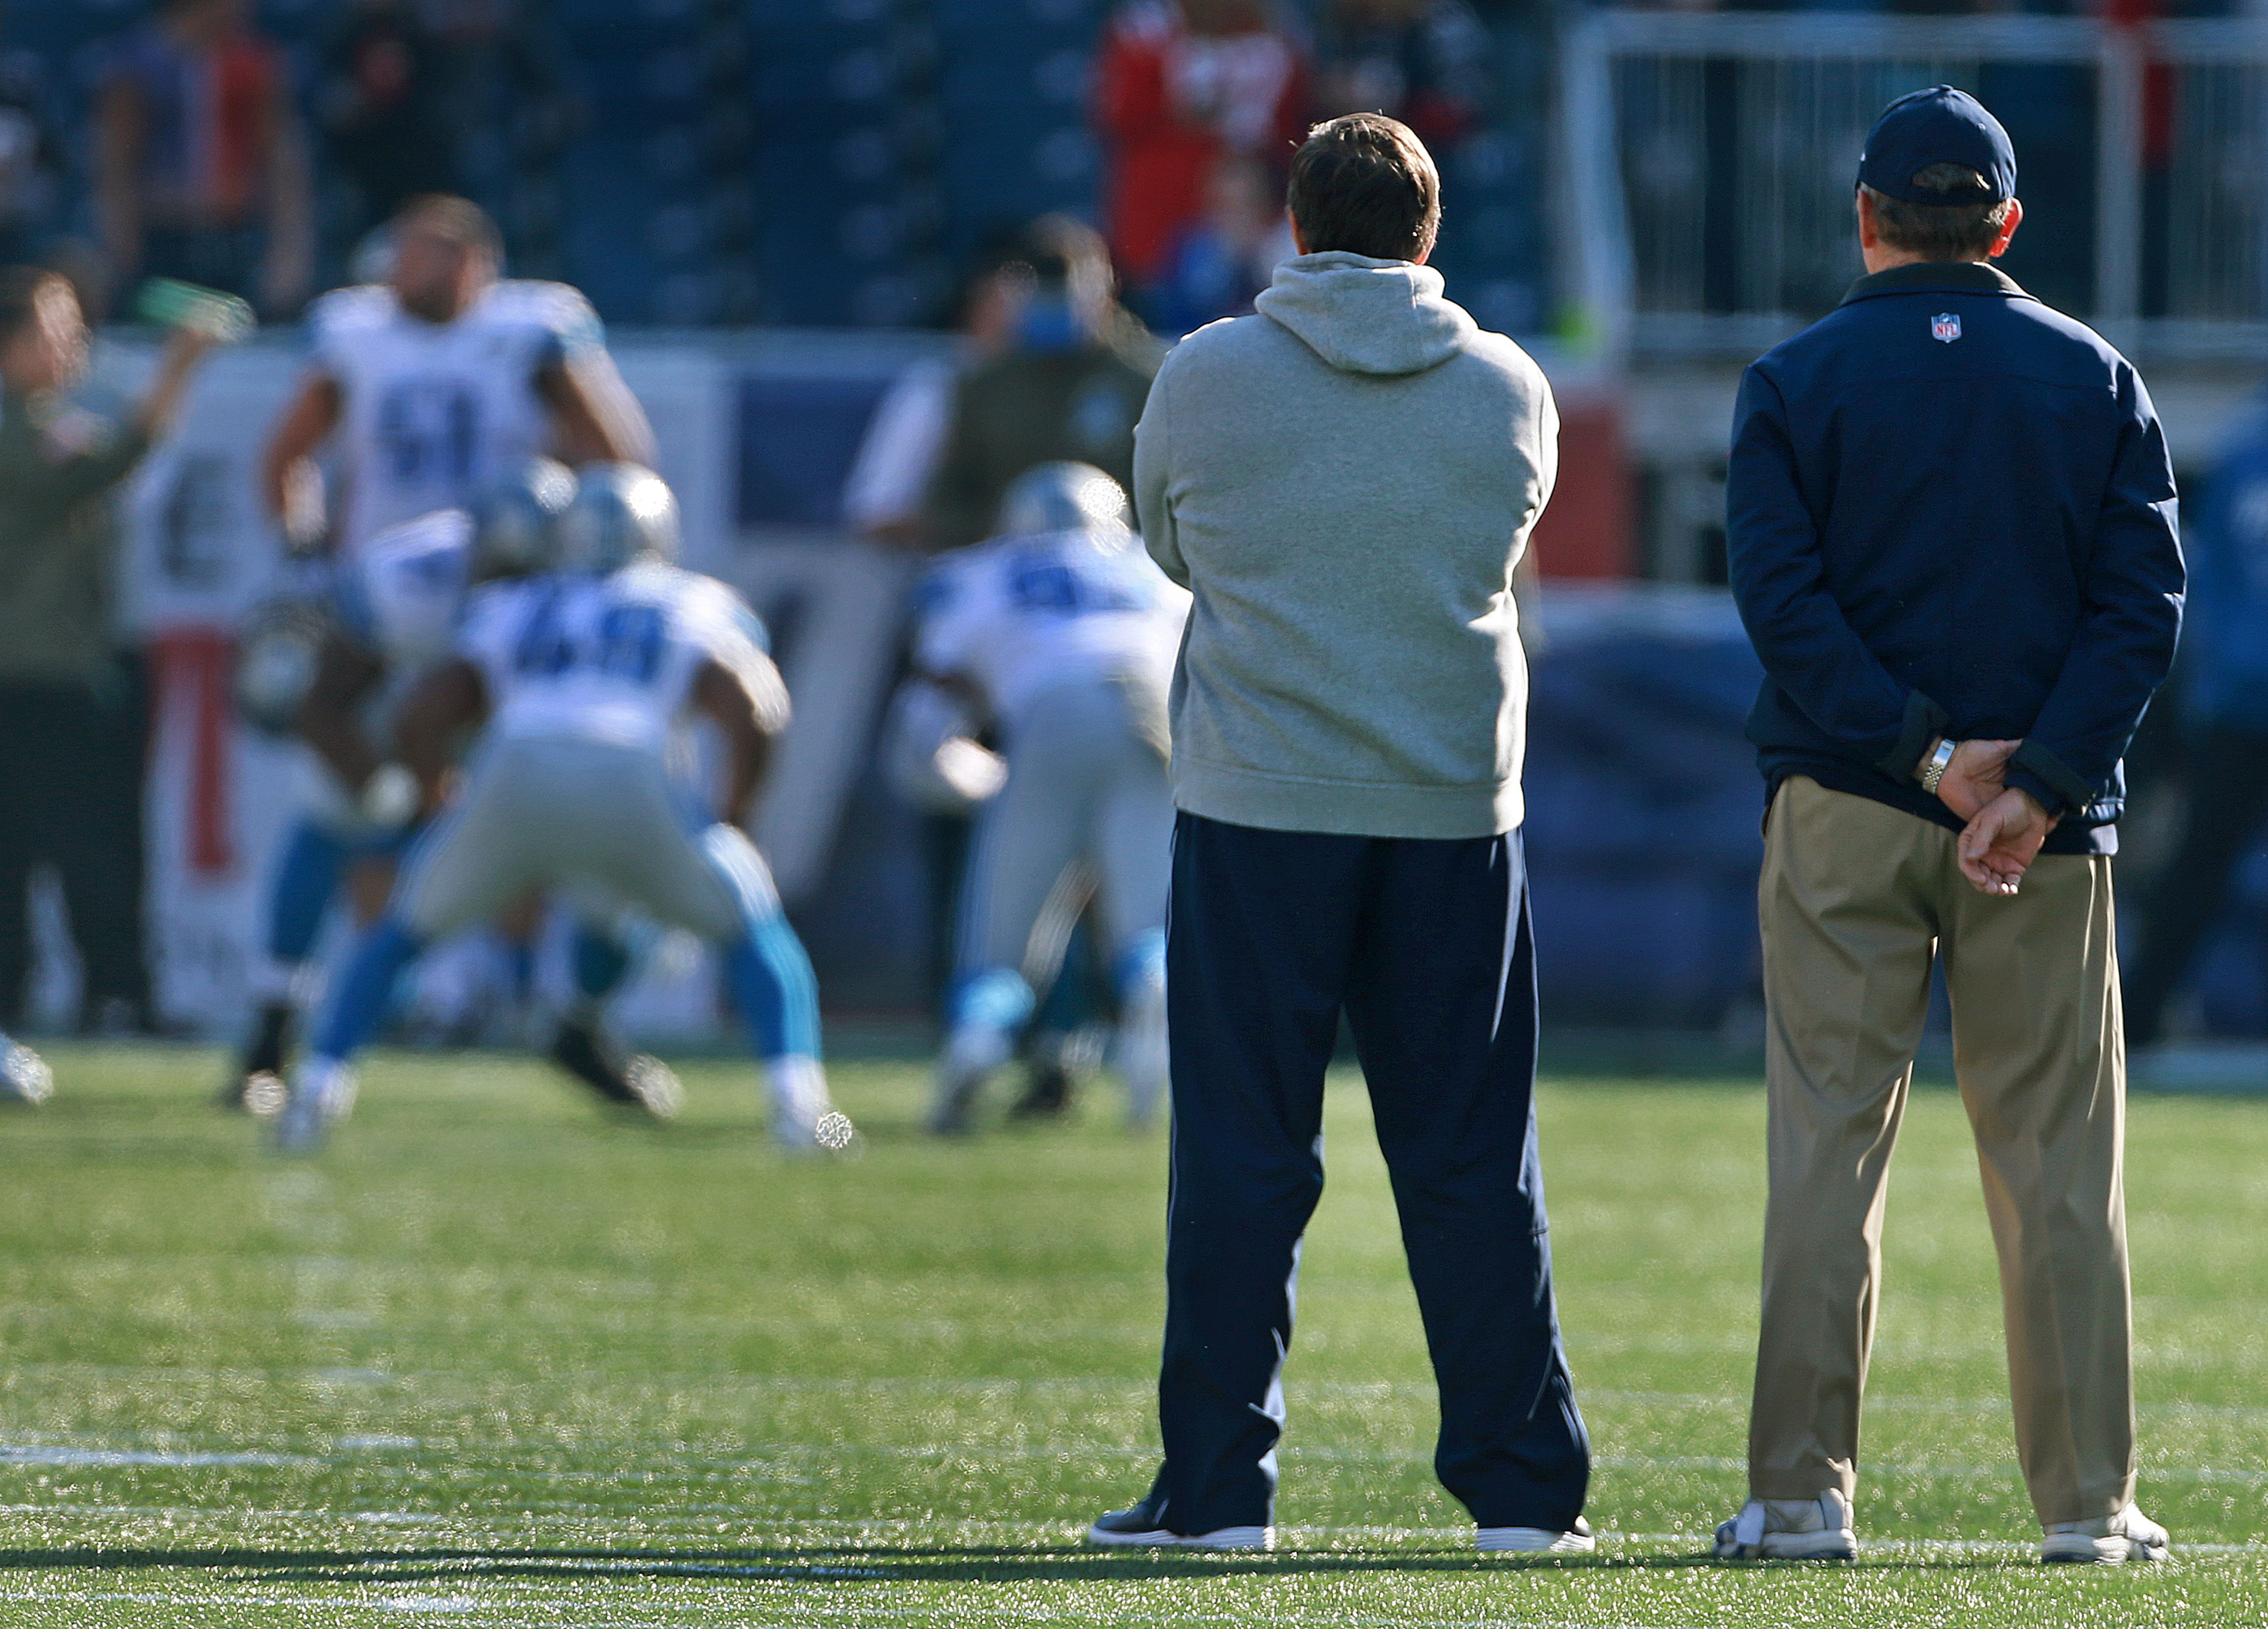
top-left (220, 1001), bottom-right (297, 1112)
top-left (0, 1039), bottom-right (54, 1106)
top-left (768, 1056), bottom-right (851, 1152)
top-left (2041, 1504), bottom-right (2170, 1564)
top-left (1116, 977), bottom-right (1169, 1129)
top-left (1008, 1059), bottom-right (1073, 1120)
top-left (1086, 1493), bottom-right (1272, 1551)
top-left (1712, 1490), bottom-right (1856, 1560)
top-left (240, 1072), bottom-right (290, 1118)
top-left (547, 1015), bottom-right (681, 1120)
top-left (273, 1060), bottom-right (357, 1155)
top-left (1477, 1517), bottom-right (1595, 1554)
top-left (625, 1055), bottom-right (685, 1121)
top-left (927, 1023), bottom-right (1014, 1135)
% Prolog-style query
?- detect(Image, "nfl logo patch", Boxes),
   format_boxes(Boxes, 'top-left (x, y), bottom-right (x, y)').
top-left (1932, 312), bottom-right (1961, 343)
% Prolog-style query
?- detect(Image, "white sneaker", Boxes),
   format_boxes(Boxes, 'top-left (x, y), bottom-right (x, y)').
top-left (2041, 1504), bottom-right (2170, 1564)
top-left (1086, 1496), bottom-right (1272, 1551)
top-left (926, 1023), bottom-right (1012, 1135)
top-left (273, 1059), bottom-right (356, 1155)
top-left (0, 1039), bottom-right (52, 1106)
top-left (1115, 977), bottom-right (1168, 1129)
top-left (767, 1056), bottom-right (852, 1152)
top-left (1478, 1517), bottom-right (1595, 1554)
top-left (1713, 1490), bottom-right (1856, 1560)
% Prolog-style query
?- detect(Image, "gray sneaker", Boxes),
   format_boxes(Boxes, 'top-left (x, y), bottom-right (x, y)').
top-left (1713, 1490), bottom-right (1856, 1560)
top-left (2041, 1504), bottom-right (2170, 1564)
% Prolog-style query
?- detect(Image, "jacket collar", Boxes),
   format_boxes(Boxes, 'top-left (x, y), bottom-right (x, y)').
top-left (1839, 259), bottom-right (2029, 307)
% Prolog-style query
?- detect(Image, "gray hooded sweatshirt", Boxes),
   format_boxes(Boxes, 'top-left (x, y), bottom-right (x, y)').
top-left (1134, 251), bottom-right (1557, 839)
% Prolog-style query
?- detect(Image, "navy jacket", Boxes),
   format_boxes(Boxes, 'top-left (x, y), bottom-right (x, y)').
top-left (2180, 396), bottom-right (2268, 736)
top-left (1727, 261), bottom-right (2183, 854)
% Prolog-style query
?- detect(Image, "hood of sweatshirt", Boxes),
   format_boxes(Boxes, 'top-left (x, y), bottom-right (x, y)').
top-left (1253, 251), bottom-right (1477, 376)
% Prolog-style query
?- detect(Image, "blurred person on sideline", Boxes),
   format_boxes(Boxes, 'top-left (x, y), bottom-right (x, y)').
top-left (0, 15), bottom-right (63, 267)
top-left (842, 247), bottom-right (1022, 549)
top-left (315, 0), bottom-right (458, 246)
top-left (1714, 88), bottom-right (2180, 1565)
top-left (923, 216), bottom-right (1160, 552)
top-left (1146, 156), bottom-right (1293, 337)
top-left (917, 463), bottom-right (1190, 1136)
top-left (0, 268), bottom-right (227, 1034)
top-left (1088, 114), bottom-right (1589, 1554)
top-left (1096, 0), bottom-right (1308, 315)
top-left (95, 0), bottom-right (314, 316)
top-left (2122, 396), bottom-right (2268, 1047)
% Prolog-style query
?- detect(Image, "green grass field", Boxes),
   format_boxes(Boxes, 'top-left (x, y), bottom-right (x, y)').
top-left (3, 1043), bottom-right (2266, 1627)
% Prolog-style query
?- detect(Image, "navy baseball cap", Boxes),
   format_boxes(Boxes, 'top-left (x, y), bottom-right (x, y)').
top-left (1856, 85), bottom-right (2016, 205)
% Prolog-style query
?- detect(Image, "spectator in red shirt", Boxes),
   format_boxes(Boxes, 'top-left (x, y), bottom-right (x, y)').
top-left (95, 0), bottom-right (314, 316)
top-left (1095, 0), bottom-right (1308, 312)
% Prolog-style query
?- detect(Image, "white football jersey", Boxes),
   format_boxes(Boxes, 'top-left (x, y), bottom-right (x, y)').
top-left (916, 529), bottom-right (1191, 727)
top-left (308, 278), bottom-right (604, 555)
top-left (457, 561), bottom-right (784, 754)
top-left (333, 507), bottom-right (473, 673)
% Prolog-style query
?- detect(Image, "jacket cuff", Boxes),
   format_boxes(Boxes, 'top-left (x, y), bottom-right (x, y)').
top-left (2008, 742), bottom-right (2093, 817)
top-left (1875, 690), bottom-right (1950, 781)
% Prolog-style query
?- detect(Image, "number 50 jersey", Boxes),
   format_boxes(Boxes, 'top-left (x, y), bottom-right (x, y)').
top-left (457, 562), bottom-right (789, 755)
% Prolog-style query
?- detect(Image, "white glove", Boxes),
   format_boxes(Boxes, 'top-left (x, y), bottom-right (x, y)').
top-left (359, 762), bottom-right (422, 830)
top-left (933, 736), bottom-right (1008, 805)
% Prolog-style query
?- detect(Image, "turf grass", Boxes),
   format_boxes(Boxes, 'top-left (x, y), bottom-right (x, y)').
top-left (1, 1043), bottom-right (2265, 1626)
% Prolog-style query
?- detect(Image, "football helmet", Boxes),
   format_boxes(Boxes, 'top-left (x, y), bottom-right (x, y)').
top-left (557, 462), bottom-right (679, 572)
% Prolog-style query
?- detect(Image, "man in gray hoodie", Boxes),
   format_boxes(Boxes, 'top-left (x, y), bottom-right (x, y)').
top-left (1086, 113), bottom-right (1590, 1554)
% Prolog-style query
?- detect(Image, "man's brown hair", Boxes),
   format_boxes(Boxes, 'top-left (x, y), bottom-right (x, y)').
top-left (0, 265), bottom-right (72, 347)
top-left (1287, 113), bottom-right (1441, 264)
top-left (394, 194), bottom-right (504, 261)
top-left (1862, 163), bottom-right (2016, 262)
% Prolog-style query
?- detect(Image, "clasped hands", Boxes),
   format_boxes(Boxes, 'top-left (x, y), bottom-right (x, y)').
top-left (1931, 739), bottom-right (2056, 897)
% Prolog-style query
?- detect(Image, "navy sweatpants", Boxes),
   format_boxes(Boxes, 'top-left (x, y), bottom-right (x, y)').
top-left (1151, 812), bottom-right (1590, 1534)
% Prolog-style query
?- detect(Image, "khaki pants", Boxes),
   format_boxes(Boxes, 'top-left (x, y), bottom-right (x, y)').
top-left (1749, 776), bottom-right (2134, 1527)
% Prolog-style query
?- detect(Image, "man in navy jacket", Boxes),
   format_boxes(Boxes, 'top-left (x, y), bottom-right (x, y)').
top-left (1716, 87), bottom-right (2182, 1566)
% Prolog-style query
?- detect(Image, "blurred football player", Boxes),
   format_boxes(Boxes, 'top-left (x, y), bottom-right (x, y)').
top-left (917, 462), bottom-right (1190, 1133)
top-left (226, 459), bottom-right (676, 1117)
top-left (239, 190), bottom-right (653, 1105)
top-left (0, 1028), bottom-right (52, 1106)
top-left (261, 192), bottom-right (652, 559)
top-left (278, 465), bottom-right (840, 1153)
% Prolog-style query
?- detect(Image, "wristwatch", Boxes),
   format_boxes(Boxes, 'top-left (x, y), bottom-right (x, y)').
top-left (1916, 738), bottom-right (1958, 797)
